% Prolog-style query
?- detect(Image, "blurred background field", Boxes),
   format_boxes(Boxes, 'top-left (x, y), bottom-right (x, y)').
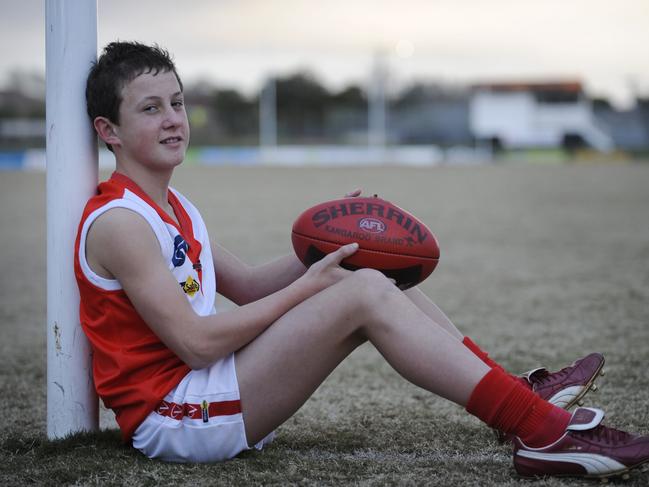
top-left (1, 163), bottom-right (648, 485)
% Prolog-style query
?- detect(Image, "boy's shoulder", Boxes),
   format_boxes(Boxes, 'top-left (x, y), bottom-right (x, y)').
top-left (80, 177), bottom-right (136, 221)
top-left (78, 176), bottom-right (159, 243)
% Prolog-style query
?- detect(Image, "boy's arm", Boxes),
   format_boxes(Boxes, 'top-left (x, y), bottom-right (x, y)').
top-left (211, 242), bottom-right (307, 305)
top-left (87, 208), bottom-right (355, 370)
top-left (212, 190), bottom-right (363, 304)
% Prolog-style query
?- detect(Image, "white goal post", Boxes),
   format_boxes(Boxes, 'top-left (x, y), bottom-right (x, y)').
top-left (45, 0), bottom-right (99, 439)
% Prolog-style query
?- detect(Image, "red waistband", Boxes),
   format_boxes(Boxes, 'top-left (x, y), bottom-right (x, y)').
top-left (155, 399), bottom-right (242, 422)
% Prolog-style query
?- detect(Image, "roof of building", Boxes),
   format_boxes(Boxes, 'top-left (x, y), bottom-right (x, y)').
top-left (472, 81), bottom-right (583, 93)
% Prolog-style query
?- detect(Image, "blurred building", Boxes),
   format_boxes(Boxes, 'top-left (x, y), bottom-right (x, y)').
top-left (469, 81), bottom-right (613, 152)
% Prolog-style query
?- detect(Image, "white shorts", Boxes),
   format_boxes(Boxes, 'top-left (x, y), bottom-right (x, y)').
top-left (132, 353), bottom-right (274, 463)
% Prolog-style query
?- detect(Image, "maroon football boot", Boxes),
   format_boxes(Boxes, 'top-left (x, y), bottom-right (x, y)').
top-left (496, 352), bottom-right (605, 443)
top-left (514, 407), bottom-right (649, 480)
top-left (522, 352), bottom-right (605, 409)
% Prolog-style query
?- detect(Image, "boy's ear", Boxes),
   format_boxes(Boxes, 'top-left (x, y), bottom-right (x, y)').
top-left (93, 117), bottom-right (121, 147)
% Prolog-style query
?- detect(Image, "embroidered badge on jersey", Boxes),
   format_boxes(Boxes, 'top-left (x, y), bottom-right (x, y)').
top-left (172, 235), bottom-right (189, 267)
top-left (180, 275), bottom-right (200, 297)
top-left (201, 400), bottom-right (209, 423)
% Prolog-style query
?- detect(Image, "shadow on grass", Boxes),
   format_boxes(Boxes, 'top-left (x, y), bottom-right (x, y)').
top-left (0, 429), bottom-right (142, 486)
top-left (2, 428), bottom-right (126, 457)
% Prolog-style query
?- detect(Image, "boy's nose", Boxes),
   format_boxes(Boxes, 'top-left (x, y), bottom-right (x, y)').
top-left (163, 106), bottom-right (184, 127)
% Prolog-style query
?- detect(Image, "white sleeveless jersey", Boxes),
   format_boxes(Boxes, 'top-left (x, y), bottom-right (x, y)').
top-left (74, 172), bottom-right (216, 440)
top-left (78, 177), bottom-right (216, 314)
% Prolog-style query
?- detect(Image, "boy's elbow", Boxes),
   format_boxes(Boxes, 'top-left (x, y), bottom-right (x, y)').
top-left (181, 327), bottom-right (223, 370)
top-left (181, 349), bottom-right (214, 370)
top-left (179, 342), bottom-right (209, 370)
top-left (185, 357), bottom-right (210, 371)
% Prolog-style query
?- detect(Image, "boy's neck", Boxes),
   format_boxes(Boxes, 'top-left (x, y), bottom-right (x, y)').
top-left (114, 163), bottom-right (172, 209)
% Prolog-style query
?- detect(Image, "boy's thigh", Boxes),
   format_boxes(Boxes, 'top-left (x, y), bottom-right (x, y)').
top-left (234, 277), bottom-right (373, 444)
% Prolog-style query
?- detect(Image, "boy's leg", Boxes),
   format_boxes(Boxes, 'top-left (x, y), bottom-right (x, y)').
top-left (236, 271), bottom-right (649, 480)
top-left (236, 269), bottom-right (571, 451)
top-left (235, 269), bottom-right (491, 445)
top-left (403, 288), bottom-right (507, 369)
top-left (405, 286), bottom-right (605, 410)
top-left (403, 287), bottom-right (463, 339)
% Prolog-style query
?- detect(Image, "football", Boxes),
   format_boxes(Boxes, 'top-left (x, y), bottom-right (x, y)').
top-left (291, 196), bottom-right (440, 289)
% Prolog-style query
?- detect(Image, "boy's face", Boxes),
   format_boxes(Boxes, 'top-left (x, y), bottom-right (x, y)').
top-left (110, 70), bottom-right (189, 171)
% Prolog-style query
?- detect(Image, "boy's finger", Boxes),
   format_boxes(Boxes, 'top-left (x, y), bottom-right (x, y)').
top-left (327, 242), bottom-right (358, 265)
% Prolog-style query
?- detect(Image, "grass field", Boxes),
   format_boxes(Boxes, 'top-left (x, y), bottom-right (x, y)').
top-left (1, 163), bottom-right (649, 486)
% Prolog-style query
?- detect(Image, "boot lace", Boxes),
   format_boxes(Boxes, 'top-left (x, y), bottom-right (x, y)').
top-left (530, 366), bottom-right (571, 387)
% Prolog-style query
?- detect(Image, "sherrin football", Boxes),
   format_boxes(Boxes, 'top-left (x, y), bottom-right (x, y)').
top-left (291, 196), bottom-right (440, 289)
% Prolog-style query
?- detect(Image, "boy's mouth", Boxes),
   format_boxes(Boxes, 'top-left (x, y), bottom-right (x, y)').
top-left (160, 136), bottom-right (182, 145)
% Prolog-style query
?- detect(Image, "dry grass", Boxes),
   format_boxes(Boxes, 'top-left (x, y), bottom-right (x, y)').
top-left (1, 163), bottom-right (649, 485)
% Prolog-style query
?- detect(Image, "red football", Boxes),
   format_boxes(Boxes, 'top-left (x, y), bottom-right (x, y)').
top-left (291, 196), bottom-right (440, 289)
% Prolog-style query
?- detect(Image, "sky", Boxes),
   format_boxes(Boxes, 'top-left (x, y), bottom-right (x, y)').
top-left (1, 0), bottom-right (648, 107)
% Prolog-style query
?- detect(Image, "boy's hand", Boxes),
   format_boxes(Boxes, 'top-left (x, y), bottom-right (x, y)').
top-left (300, 243), bottom-right (358, 294)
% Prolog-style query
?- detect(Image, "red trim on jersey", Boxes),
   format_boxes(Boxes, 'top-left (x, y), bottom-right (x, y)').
top-left (155, 399), bottom-right (242, 421)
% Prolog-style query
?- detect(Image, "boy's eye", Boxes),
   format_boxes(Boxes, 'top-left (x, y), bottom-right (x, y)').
top-left (172, 100), bottom-right (184, 108)
top-left (143, 105), bottom-right (158, 113)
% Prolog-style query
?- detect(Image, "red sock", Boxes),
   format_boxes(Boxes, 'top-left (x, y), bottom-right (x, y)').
top-left (463, 336), bottom-right (529, 387)
top-left (466, 368), bottom-right (570, 447)
top-left (462, 336), bottom-right (506, 371)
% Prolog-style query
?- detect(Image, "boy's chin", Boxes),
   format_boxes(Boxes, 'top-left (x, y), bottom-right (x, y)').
top-left (160, 149), bottom-right (187, 167)
top-left (146, 155), bottom-right (185, 171)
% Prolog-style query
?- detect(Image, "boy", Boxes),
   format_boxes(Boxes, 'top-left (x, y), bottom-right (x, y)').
top-left (75, 41), bottom-right (649, 479)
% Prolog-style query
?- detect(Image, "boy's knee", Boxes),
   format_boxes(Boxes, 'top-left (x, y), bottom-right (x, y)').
top-left (346, 268), bottom-right (399, 306)
top-left (326, 270), bottom-right (402, 338)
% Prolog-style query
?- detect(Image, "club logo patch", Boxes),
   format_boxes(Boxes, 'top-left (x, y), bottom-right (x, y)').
top-left (202, 400), bottom-right (209, 423)
top-left (172, 235), bottom-right (189, 267)
top-left (358, 217), bottom-right (386, 234)
top-left (180, 275), bottom-right (200, 297)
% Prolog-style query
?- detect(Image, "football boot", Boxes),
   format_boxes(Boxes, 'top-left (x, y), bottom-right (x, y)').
top-left (521, 352), bottom-right (605, 409)
top-left (513, 407), bottom-right (649, 481)
top-left (496, 352), bottom-right (605, 443)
